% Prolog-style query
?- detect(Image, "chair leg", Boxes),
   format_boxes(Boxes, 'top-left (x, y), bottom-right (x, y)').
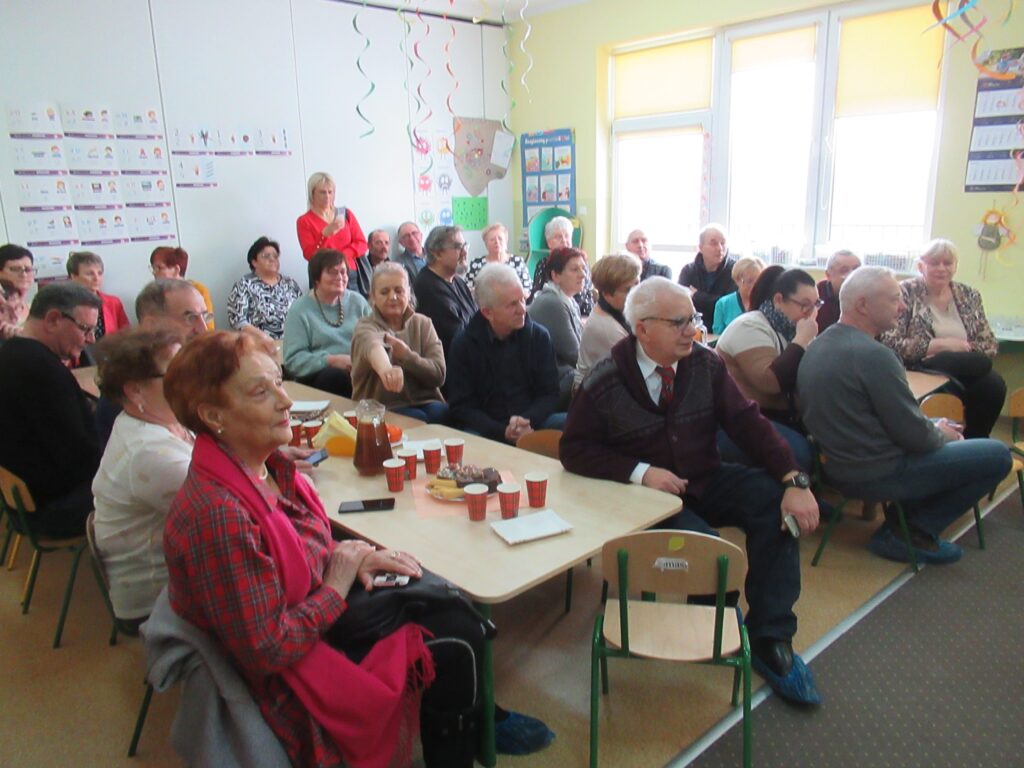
top-left (53, 545), bottom-right (86, 648)
top-left (891, 503), bottom-right (919, 574)
top-left (88, 554), bottom-right (119, 645)
top-left (128, 682), bottom-right (155, 757)
top-left (564, 567), bottom-right (573, 614)
top-left (22, 548), bottom-right (41, 613)
top-left (742, 653), bottom-right (752, 768)
top-left (590, 637), bottom-right (601, 768)
top-left (811, 500), bottom-right (846, 566)
top-left (1017, 470), bottom-right (1024, 512)
top-left (973, 504), bottom-right (985, 550)
top-left (0, 525), bottom-right (13, 565)
top-left (7, 533), bottom-right (22, 570)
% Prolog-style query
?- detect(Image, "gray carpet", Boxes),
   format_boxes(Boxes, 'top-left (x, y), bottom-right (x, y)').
top-left (689, 494), bottom-right (1024, 768)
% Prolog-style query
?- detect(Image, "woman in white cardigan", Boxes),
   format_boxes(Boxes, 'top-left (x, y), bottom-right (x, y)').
top-left (574, 252), bottom-right (641, 389)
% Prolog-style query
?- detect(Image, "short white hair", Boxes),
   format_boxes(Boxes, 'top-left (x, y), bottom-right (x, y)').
top-left (919, 238), bottom-right (958, 265)
top-left (623, 276), bottom-right (691, 334)
top-left (475, 262), bottom-right (521, 310)
top-left (838, 265), bottom-right (893, 311)
top-left (698, 223), bottom-right (727, 248)
top-left (369, 261), bottom-right (408, 294)
top-left (544, 216), bottom-right (573, 240)
top-left (825, 249), bottom-right (860, 272)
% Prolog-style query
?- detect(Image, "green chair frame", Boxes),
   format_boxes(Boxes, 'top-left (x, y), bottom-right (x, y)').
top-left (1008, 388), bottom-right (1024, 510)
top-left (85, 510), bottom-right (122, 646)
top-left (0, 465), bottom-right (90, 648)
top-left (590, 531), bottom-right (752, 768)
top-left (128, 682), bottom-right (154, 757)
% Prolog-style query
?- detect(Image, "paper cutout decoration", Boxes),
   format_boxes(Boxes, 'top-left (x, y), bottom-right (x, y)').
top-left (453, 117), bottom-right (511, 196)
top-left (975, 205), bottom-right (1017, 277)
top-left (452, 196), bottom-right (488, 230)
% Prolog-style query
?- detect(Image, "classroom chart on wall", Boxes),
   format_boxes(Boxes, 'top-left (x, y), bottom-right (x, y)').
top-left (520, 128), bottom-right (575, 226)
top-left (964, 47), bottom-right (1024, 193)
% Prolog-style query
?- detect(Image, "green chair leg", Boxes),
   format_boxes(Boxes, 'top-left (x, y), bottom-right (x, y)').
top-left (891, 503), bottom-right (919, 574)
top-left (811, 500), bottom-right (846, 566)
top-left (22, 549), bottom-right (42, 613)
top-left (0, 523), bottom-right (13, 564)
top-left (972, 504), bottom-right (985, 550)
top-left (565, 567), bottom-right (573, 614)
top-left (89, 555), bottom-right (119, 645)
top-left (128, 682), bottom-right (154, 757)
top-left (590, 616), bottom-right (605, 768)
top-left (741, 652), bottom-right (752, 768)
top-left (53, 545), bottom-right (86, 648)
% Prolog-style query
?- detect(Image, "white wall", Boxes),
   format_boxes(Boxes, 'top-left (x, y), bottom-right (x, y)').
top-left (0, 0), bottom-right (510, 323)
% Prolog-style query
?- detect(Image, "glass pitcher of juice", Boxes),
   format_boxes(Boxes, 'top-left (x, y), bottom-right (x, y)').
top-left (353, 399), bottom-right (393, 476)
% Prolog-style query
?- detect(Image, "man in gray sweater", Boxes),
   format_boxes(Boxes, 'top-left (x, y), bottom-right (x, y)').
top-left (798, 266), bottom-right (1010, 564)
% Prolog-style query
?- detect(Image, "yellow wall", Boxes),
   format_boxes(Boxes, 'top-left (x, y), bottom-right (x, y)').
top-left (506, 0), bottom-right (1024, 321)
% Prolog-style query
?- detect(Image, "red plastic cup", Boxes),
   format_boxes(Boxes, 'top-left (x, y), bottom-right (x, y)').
top-left (524, 472), bottom-right (548, 508)
top-left (397, 448), bottom-right (418, 480)
top-left (423, 442), bottom-right (443, 474)
top-left (383, 458), bottom-right (406, 492)
top-left (444, 438), bottom-right (465, 466)
top-left (289, 419), bottom-right (303, 447)
top-left (302, 420), bottom-right (323, 448)
top-left (464, 483), bottom-right (489, 521)
top-left (497, 482), bottom-right (521, 519)
top-left (343, 410), bottom-right (357, 428)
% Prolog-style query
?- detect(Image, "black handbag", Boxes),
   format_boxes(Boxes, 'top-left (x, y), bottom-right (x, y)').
top-left (325, 568), bottom-right (496, 651)
top-left (920, 350), bottom-right (992, 380)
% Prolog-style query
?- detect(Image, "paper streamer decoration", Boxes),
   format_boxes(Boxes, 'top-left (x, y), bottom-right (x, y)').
top-left (413, 9), bottom-right (435, 175)
top-left (443, 16), bottom-right (461, 131)
top-left (352, 5), bottom-right (376, 138)
top-left (519, 0), bottom-right (533, 100)
top-left (500, 1), bottom-right (515, 132)
top-left (399, 3), bottom-right (419, 150)
top-left (452, 196), bottom-right (489, 230)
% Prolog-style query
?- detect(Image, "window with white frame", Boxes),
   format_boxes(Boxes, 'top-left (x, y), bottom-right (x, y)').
top-left (610, 2), bottom-right (942, 272)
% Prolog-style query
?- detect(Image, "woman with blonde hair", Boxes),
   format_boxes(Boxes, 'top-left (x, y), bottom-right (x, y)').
top-left (296, 171), bottom-right (368, 271)
top-left (712, 256), bottom-right (766, 334)
top-left (575, 253), bottom-right (641, 387)
top-left (465, 222), bottom-right (531, 293)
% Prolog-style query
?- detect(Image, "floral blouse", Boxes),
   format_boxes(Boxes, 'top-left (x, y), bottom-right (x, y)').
top-left (465, 253), bottom-right (532, 294)
top-left (881, 278), bottom-right (998, 366)
top-left (226, 272), bottom-right (303, 339)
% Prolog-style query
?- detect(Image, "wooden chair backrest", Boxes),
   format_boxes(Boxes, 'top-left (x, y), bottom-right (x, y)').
top-left (0, 465), bottom-right (35, 514)
top-left (516, 429), bottom-right (563, 460)
top-left (602, 530), bottom-right (746, 597)
top-left (1008, 387), bottom-right (1024, 419)
top-left (920, 393), bottom-right (965, 423)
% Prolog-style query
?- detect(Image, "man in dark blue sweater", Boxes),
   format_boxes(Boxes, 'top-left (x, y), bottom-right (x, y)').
top-left (448, 263), bottom-right (565, 443)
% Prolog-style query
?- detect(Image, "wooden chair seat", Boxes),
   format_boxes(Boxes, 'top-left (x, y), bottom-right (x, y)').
top-left (602, 599), bottom-right (741, 662)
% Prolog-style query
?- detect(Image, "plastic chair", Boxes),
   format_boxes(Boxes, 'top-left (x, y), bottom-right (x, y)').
top-left (590, 531), bottom-right (752, 768)
top-left (526, 207), bottom-right (583, 277)
top-left (85, 510), bottom-right (122, 646)
top-left (515, 429), bottom-right (562, 460)
top-left (0, 465), bottom-right (90, 648)
top-left (919, 394), bottom-right (985, 547)
top-left (1008, 388), bottom-right (1024, 510)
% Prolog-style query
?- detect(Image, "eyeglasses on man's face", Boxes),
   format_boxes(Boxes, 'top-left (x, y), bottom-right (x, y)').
top-left (60, 311), bottom-right (97, 336)
top-left (182, 310), bottom-right (214, 325)
top-left (4, 265), bottom-right (35, 276)
top-left (642, 313), bottom-right (704, 331)
top-left (446, 241), bottom-right (469, 253)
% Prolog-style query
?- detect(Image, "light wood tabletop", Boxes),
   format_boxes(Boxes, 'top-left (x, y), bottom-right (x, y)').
top-left (314, 423), bottom-right (682, 604)
top-left (72, 365), bottom-right (100, 398)
top-left (906, 370), bottom-right (950, 401)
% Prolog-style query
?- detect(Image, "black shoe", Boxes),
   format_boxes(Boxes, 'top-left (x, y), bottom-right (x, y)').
top-left (751, 638), bottom-right (822, 706)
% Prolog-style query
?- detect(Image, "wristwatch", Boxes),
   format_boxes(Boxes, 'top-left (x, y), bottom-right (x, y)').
top-left (781, 472), bottom-right (811, 491)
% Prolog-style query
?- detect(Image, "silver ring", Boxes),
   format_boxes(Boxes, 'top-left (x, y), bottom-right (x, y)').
top-left (391, 550), bottom-right (401, 558)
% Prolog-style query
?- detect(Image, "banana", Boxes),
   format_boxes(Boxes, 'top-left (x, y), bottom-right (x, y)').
top-left (430, 478), bottom-right (458, 489)
top-left (426, 479), bottom-right (464, 499)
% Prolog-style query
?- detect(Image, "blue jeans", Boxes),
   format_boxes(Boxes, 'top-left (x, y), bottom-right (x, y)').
top-left (831, 439), bottom-right (1011, 539)
top-left (540, 412), bottom-right (567, 430)
top-left (661, 463), bottom-right (800, 642)
top-left (717, 423), bottom-right (812, 473)
top-left (393, 401), bottom-right (450, 424)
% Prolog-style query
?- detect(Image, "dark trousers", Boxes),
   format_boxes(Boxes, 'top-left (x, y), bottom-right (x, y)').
top-left (924, 353), bottom-right (1007, 439)
top-left (664, 463), bottom-right (800, 643)
top-left (35, 481), bottom-right (94, 538)
top-left (297, 368), bottom-right (353, 398)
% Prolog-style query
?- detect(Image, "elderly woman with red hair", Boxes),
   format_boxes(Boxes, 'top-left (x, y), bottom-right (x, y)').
top-left (150, 246), bottom-right (215, 328)
top-left (161, 330), bottom-right (551, 767)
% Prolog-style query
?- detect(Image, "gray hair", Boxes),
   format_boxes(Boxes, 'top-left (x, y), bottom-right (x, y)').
top-left (481, 222), bottom-right (508, 242)
top-left (135, 278), bottom-right (197, 321)
top-left (369, 260), bottom-right (409, 294)
top-left (825, 249), bottom-right (860, 272)
top-left (306, 171), bottom-right (335, 207)
top-left (623, 276), bottom-right (691, 334)
top-left (28, 282), bottom-right (101, 319)
top-left (475, 263), bottom-right (522, 310)
top-left (919, 238), bottom-right (957, 265)
top-left (698, 223), bottom-right (727, 248)
top-left (544, 216), bottom-right (573, 241)
top-left (423, 225), bottom-right (461, 264)
top-left (838, 265), bottom-right (894, 312)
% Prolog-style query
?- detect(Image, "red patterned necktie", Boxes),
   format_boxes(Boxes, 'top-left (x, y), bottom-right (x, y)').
top-left (656, 365), bottom-right (674, 407)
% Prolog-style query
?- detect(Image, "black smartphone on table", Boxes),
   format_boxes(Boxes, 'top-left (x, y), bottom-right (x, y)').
top-left (338, 498), bottom-right (397, 514)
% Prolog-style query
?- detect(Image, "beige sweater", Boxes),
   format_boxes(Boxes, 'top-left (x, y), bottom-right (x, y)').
top-left (714, 310), bottom-right (793, 414)
top-left (350, 306), bottom-right (445, 407)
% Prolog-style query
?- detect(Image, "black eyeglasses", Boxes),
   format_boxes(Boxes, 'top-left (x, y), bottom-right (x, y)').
top-left (447, 241), bottom-right (469, 252)
top-left (642, 313), bottom-right (704, 331)
top-left (60, 312), bottom-right (97, 335)
top-left (786, 298), bottom-right (825, 312)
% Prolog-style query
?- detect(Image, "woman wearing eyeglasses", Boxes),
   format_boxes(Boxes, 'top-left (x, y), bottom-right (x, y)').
top-left (715, 266), bottom-right (820, 469)
top-left (282, 248), bottom-right (371, 396)
top-left (0, 243), bottom-right (35, 327)
top-left (227, 237), bottom-right (303, 339)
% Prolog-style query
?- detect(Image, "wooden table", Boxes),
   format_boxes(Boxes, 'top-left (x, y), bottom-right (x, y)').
top-left (906, 370), bottom-right (950, 401)
top-left (73, 365), bottom-right (100, 398)
top-left (313, 423), bottom-right (682, 765)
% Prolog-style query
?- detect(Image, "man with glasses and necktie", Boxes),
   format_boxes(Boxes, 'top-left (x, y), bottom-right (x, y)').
top-left (0, 283), bottom-right (102, 538)
top-left (561, 276), bottom-right (823, 707)
top-left (413, 226), bottom-right (477, 364)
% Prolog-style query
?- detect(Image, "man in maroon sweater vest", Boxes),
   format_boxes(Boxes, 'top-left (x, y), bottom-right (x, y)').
top-left (561, 277), bottom-right (822, 706)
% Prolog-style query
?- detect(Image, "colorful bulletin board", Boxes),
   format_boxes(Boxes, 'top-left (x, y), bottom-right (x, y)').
top-left (964, 47), bottom-right (1024, 193)
top-left (520, 128), bottom-right (575, 226)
